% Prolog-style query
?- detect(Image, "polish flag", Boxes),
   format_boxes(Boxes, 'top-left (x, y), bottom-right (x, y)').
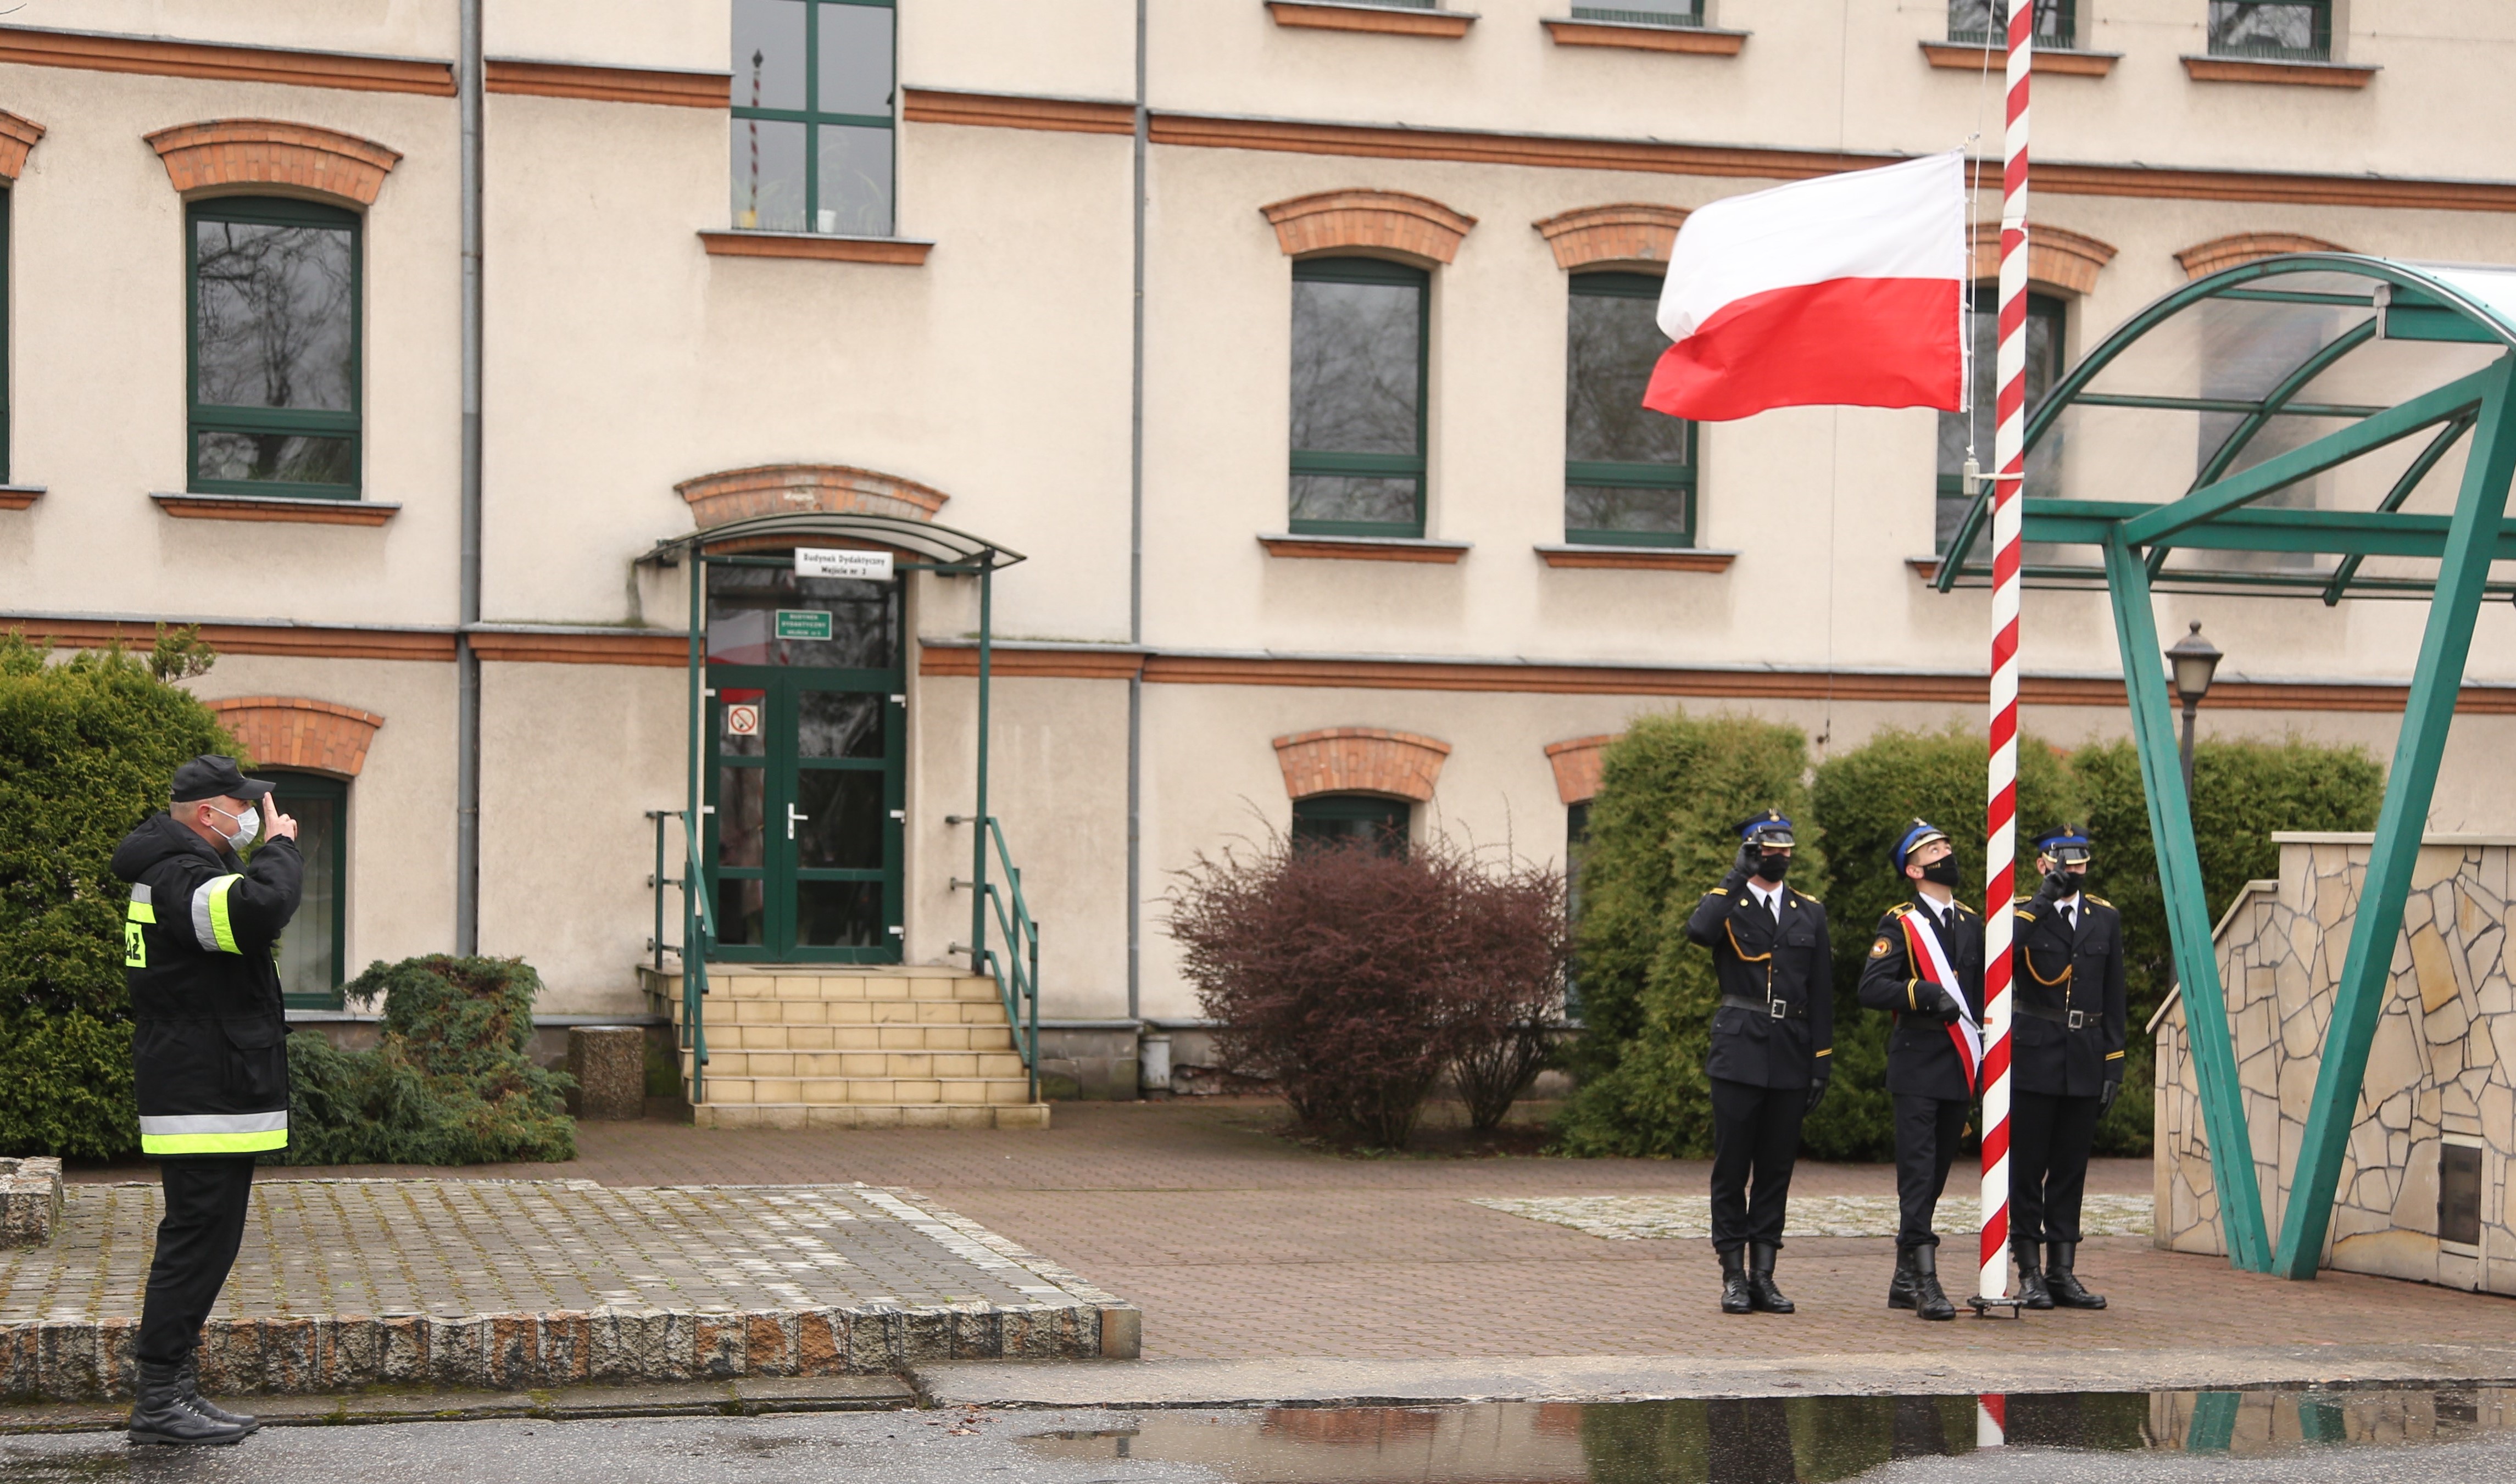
top-left (1644, 152), bottom-right (1966, 422)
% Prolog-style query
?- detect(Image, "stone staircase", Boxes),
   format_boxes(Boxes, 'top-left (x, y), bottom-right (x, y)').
top-left (641, 965), bottom-right (1049, 1129)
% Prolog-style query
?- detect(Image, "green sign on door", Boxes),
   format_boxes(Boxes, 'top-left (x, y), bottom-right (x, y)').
top-left (775, 609), bottom-right (834, 641)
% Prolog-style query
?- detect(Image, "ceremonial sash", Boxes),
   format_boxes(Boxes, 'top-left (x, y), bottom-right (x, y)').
top-left (1897, 907), bottom-right (1984, 1092)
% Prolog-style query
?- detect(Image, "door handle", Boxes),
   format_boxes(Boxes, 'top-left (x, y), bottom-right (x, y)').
top-left (787, 802), bottom-right (809, 840)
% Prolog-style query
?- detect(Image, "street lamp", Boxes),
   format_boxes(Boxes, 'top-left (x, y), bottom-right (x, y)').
top-left (2165, 620), bottom-right (2223, 804)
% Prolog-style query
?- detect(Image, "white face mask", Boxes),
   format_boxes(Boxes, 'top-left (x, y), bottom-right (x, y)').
top-left (207, 804), bottom-right (259, 851)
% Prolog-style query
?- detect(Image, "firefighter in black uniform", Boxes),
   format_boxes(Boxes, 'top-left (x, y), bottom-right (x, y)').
top-left (1683, 810), bottom-right (1832, 1315)
top-left (109, 756), bottom-right (303, 1446)
top-left (1856, 820), bottom-right (1984, 1321)
top-left (2007, 824), bottom-right (2127, 1310)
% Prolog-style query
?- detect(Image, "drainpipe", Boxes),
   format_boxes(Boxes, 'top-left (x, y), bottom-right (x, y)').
top-left (1125, 0), bottom-right (1147, 1026)
top-left (453, 0), bottom-right (484, 955)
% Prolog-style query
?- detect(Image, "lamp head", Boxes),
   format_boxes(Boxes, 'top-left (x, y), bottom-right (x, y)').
top-left (2165, 620), bottom-right (2222, 706)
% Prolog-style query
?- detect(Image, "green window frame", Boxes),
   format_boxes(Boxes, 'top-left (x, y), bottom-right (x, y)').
top-left (1937, 288), bottom-right (2064, 556)
top-left (731, 0), bottom-right (897, 237)
top-left (1565, 269), bottom-right (1695, 548)
top-left (2207, 1), bottom-right (2330, 61)
top-left (187, 196), bottom-right (362, 500)
top-left (1, 186), bottom-right (10, 483)
top-left (1947, 0), bottom-right (2074, 45)
top-left (1289, 255), bottom-right (1430, 539)
top-left (1291, 794), bottom-right (1410, 856)
top-left (263, 771), bottom-right (349, 1010)
top-left (1564, 800), bottom-right (1590, 1022)
top-left (1571, 2), bottom-right (1705, 26)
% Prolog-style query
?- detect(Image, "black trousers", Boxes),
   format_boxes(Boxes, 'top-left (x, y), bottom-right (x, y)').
top-left (137, 1157), bottom-right (258, 1366)
top-left (1892, 1094), bottom-right (1971, 1249)
top-left (1708, 1076), bottom-right (1803, 1253)
top-left (2010, 1090), bottom-right (2102, 1246)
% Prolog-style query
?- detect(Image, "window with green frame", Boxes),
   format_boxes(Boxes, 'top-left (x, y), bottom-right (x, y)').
top-left (2208, 1), bottom-right (2330, 60)
top-left (1565, 270), bottom-right (1694, 547)
top-left (1291, 794), bottom-right (1410, 856)
top-left (1947, 0), bottom-right (2073, 44)
top-left (1571, 2), bottom-right (1705, 27)
top-left (263, 771), bottom-right (348, 1009)
top-left (1936, 288), bottom-right (2063, 555)
top-left (1289, 256), bottom-right (1428, 538)
top-left (189, 197), bottom-right (360, 499)
top-left (1, 186), bottom-right (10, 483)
top-left (1563, 800), bottom-right (1589, 1022)
top-left (731, 0), bottom-right (896, 236)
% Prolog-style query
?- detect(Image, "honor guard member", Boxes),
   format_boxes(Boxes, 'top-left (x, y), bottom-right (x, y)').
top-left (1684, 811), bottom-right (1832, 1316)
top-left (2006, 824), bottom-right (2127, 1310)
top-left (109, 756), bottom-right (303, 1446)
top-left (1857, 820), bottom-right (1985, 1322)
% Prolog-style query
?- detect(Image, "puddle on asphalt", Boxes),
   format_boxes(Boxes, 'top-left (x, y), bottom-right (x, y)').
top-left (1022, 1387), bottom-right (2516, 1480)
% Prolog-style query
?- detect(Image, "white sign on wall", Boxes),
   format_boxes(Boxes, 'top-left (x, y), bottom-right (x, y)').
top-left (794, 547), bottom-right (894, 581)
top-left (724, 703), bottom-right (762, 737)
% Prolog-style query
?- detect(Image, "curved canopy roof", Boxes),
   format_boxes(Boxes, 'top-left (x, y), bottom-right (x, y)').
top-left (643, 510), bottom-right (1025, 568)
top-left (1938, 253), bottom-right (2516, 600)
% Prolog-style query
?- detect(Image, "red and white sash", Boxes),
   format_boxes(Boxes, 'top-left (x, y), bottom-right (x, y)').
top-left (1899, 906), bottom-right (1984, 1091)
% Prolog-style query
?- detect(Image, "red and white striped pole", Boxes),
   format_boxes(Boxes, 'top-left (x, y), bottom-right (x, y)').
top-left (1978, 0), bottom-right (2033, 1307)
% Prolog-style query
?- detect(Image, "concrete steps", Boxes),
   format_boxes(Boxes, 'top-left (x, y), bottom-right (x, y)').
top-left (642, 964), bottom-right (1048, 1130)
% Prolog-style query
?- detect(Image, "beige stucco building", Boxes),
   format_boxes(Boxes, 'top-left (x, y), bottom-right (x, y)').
top-left (7, 1), bottom-right (2516, 1102)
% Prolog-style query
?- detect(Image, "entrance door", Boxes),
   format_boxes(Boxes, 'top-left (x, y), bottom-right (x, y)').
top-left (703, 564), bottom-right (905, 962)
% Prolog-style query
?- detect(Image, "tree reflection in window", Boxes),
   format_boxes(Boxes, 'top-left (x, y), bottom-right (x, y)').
top-left (189, 197), bottom-right (359, 496)
top-left (1288, 257), bottom-right (1428, 537)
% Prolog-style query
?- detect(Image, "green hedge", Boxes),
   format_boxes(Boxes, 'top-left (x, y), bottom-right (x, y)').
top-left (0, 628), bottom-right (232, 1159)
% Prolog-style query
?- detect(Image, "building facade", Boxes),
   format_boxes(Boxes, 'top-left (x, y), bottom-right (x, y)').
top-left (6, 1), bottom-right (2516, 1075)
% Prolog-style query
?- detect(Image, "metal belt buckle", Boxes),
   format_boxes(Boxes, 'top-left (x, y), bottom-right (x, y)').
top-left (1770, 999), bottom-right (1788, 1020)
top-left (2067, 1008), bottom-right (2086, 1030)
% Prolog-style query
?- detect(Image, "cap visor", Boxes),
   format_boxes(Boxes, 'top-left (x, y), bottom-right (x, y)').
top-left (235, 778), bottom-right (276, 800)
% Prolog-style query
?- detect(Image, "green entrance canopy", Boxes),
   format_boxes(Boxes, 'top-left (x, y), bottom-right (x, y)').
top-left (1935, 253), bottom-right (2516, 1277)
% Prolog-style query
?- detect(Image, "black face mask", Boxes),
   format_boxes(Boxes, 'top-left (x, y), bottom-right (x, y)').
top-left (1754, 852), bottom-right (1791, 884)
top-left (2063, 866), bottom-right (2089, 894)
top-left (1920, 857), bottom-right (1961, 888)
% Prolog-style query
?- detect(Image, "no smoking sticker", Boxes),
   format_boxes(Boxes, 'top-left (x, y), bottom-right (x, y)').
top-left (725, 703), bottom-right (762, 737)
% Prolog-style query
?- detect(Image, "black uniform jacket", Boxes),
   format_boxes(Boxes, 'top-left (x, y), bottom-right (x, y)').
top-left (2010, 889), bottom-right (2129, 1098)
top-left (1684, 871), bottom-right (1833, 1091)
top-left (110, 813), bottom-right (303, 1156)
top-left (1857, 895), bottom-right (1986, 1102)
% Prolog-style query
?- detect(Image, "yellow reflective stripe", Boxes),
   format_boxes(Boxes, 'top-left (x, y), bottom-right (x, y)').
top-left (126, 902), bottom-right (156, 924)
top-left (141, 1129), bottom-right (288, 1154)
top-left (193, 874), bottom-right (243, 954)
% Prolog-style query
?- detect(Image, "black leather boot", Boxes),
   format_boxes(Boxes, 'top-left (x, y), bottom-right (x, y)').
top-left (2013, 1238), bottom-right (2052, 1310)
top-left (2046, 1241), bottom-right (2107, 1309)
top-left (1719, 1247), bottom-right (1754, 1314)
top-left (1886, 1244), bottom-right (1919, 1310)
top-left (1745, 1243), bottom-right (1795, 1314)
top-left (179, 1353), bottom-right (261, 1433)
top-left (1908, 1243), bottom-right (1956, 1321)
top-left (128, 1359), bottom-right (251, 1446)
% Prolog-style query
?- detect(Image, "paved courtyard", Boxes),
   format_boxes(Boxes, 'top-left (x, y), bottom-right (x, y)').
top-left (63, 1098), bottom-right (2516, 1367)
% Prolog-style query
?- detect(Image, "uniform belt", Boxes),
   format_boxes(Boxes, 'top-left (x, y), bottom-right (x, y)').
top-left (1720, 994), bottom-right (1806, 1020)
top-left (2017, 1001), bottom-right (2090, 1030)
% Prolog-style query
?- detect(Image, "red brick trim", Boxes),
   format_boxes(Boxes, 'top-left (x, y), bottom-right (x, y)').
top-left (2174, 231), bottom-right (2351, 279)
top-left (901, 89), bottom-right (1136, 135)
top-left (467, 631), bottom-right (689, 667)
top-left (1267, 2), bottom-right (1474, 38)
top-left (1258, 534), bottom-right (1469, 563)
top-left (1920, 41), bottom-right (2117, 76)
top-left (485, 59), bottom-right (730, 108)
top-left (1536, 545), bottom-right (1734, 571)
top-left (1272, 727), bottom-right (1452, 802)
top-left (144, 119), bottom-right (403, 207)
top-left (1542, 19), bottom-right (1745, 55)
top-left (1544, 734), bottom-right (1616, 806)
top-left (1533, 203), bottom-right (1689, 271)
top-left (1968, 221), bottom-right (2116, 295)
top-left (205, 696), bottom-right (385, 777)
top-left (920, 644), bottom-right (1146, 680)
top-left (0, 25), bottom-right (455, 96)
top-left (2180, 55), bottom-right (2376, 89)
top-left (152, 493), bottom-right (398, 526)
top-left (0, 110), bottom-right (46, 181)
top-left (1261, 188), bottom-right (1477, 265)
top-left (0, 486), bottom-right (40, 510)
top-left (698, 231), bottom-right (934, 265)
top-left (677, 464), bottom-right (950, 530)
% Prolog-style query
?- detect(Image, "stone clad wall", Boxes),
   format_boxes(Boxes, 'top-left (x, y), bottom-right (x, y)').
top-left (2156, 834), bottom-right (2516, 1293)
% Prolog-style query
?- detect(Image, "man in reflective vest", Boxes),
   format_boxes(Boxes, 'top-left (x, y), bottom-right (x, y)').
top-left (109, 755), bottom-right (301, 1446)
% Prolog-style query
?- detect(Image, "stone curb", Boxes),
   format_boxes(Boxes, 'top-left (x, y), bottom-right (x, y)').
top-left (0, 1374), bottom-right (919, 1435)
top-left (0, 1158), bottom-right (63, 1248)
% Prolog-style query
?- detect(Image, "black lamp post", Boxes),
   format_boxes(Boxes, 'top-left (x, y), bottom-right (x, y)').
top-left (2165, 621), bottom-right (2223, 805)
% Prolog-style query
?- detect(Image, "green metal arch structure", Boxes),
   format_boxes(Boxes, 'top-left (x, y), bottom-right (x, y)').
top-left (1935, 253), bottom-right (2516, 1277)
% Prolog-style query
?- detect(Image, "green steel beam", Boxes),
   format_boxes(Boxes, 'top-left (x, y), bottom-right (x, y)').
top-left (2103, 532), bottom-right (2273, 1271)
top-left (2022, 499), bottom-right (2516, 558)
top-left (2322, 414), bottom-right (2475, 605)
top-left (2120, 366), bottom-right (2498, 549)
top-left (2186, 1392), bottom-right (2242, 1453)
top-left (2274, 354), bottom-right (2516, 1277)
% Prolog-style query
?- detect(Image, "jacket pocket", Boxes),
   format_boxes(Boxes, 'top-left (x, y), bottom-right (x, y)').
top-left (134, 1020), bottom-right (224, 1111)
top-left (220, 1017), bottom-right (290, 1106)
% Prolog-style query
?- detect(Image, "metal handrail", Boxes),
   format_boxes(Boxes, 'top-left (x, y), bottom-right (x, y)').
top-left (644, 807), bottom-right (714, 1104)
top-left (958, 816), bottom-right (1041, 1103)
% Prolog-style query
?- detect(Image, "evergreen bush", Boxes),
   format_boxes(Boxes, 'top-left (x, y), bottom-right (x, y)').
top-left (1551, 714), bottom-right (1822, 1158)
top-left (0, 628), bottom-right (234, 1159)
top-left (283, 955), bottom-right (576, 1165)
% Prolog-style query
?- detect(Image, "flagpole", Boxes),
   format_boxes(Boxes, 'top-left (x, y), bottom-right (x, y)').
top-left (1978, 0), bottom-right (2032, 1308)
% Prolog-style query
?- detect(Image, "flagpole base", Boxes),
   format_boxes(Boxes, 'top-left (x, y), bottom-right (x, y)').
top-left (1967, 1295), bottom-right (2028, 1319)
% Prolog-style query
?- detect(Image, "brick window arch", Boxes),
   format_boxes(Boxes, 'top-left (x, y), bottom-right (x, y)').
top-left (1533, 204), bottom-right (1690, 272)
top-left (675, 464), bottom-right (950, 531)
top-left (1967, 222), bottom-right (2117, 296)
top-left (1261, 189), bottom-right (1477, 266)
top-left (2174, 232), bottom-right (2351, 280)
top-left (146, 119), bottom-right (403, 207)
top-left (1272, 727), bottom-right (1451, 802)
top-left (206, 697), bottom-right (385, 777)
top-left (0, 110), bottom-right (44, 181)
top-left (1544, 734), bottom-right (1616, 806)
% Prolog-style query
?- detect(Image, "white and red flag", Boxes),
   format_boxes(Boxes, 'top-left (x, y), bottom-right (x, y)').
top-left (1644, 152), bottom-right (1967, 422)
